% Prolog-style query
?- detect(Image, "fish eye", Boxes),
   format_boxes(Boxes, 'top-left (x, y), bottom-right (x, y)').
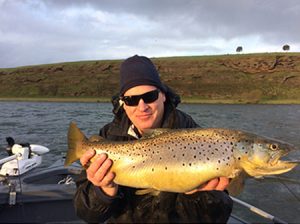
top-left (269, 144), bottom-right (278, 150)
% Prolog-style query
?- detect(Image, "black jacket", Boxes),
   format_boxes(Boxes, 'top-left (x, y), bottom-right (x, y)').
top-left (74, 91), bottom-right (233, 223)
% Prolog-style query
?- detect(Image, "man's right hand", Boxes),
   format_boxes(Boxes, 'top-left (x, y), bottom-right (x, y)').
top-left (80, 149), bottom-right (118, 197)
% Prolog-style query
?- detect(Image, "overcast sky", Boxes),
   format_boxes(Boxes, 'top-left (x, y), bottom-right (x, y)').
top-left (1, 0), bottom-right (299, 68)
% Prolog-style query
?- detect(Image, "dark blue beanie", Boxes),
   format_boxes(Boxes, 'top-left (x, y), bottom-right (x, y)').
top-left (119, 55), bottom-right (166, 95)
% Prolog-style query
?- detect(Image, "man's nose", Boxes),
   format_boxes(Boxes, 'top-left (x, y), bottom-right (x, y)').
top-left (137, 99), bottom-right (149, 111)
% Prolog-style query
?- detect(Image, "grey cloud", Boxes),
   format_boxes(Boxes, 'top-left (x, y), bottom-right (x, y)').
top-left (0, 0), bottom-right (299, 67)
top-left (43, 0), bottom-right (300, 39)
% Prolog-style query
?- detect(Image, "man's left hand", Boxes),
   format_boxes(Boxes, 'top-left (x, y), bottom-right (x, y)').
top-left (185, 177), bottom-right (229, 195)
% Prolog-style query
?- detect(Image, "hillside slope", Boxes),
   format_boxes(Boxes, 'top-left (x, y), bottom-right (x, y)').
top-left (0, 53), bottom-right (300, 103)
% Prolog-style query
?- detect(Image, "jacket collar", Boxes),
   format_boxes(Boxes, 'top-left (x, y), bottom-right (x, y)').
top-left (106, 103), bottom-right (176, 139)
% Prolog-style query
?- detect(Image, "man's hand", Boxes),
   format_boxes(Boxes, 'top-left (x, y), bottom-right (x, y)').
top-left (185, 177), bottom-right (229, 195)
top-left (80, 149), bottom-right (118, 197)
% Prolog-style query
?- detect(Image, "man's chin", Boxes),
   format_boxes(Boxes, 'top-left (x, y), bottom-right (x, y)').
top-left (137, 122), bottom-right (154, 132)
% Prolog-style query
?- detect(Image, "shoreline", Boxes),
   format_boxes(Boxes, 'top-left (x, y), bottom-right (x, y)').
top-left (1, 97), bottom-right (300, 104)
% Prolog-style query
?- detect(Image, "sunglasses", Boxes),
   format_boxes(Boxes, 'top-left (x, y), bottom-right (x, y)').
top-left (120, 89), bottom-right (160, 106)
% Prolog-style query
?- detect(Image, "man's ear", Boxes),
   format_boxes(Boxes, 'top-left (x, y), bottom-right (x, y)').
top-left (161, 92), bottom-right (166, 103)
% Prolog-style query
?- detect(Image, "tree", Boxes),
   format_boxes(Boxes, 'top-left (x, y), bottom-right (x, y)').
top-left (283, 44), bottom-right (290, 52)
top-left (236, 46), bottom-right (243, 53)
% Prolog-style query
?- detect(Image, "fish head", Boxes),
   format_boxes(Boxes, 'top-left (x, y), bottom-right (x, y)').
top-left (235, 134), bottom-right (298, 177)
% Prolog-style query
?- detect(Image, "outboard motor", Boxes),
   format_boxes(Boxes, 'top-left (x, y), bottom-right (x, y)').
top-left (0, 138), bottom-right (49, 176)
top-left (5, 137), bottom-right (15, 156)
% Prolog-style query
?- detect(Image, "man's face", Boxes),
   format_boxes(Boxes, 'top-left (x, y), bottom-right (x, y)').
top-left (123, 85), bottom-right (166, 134)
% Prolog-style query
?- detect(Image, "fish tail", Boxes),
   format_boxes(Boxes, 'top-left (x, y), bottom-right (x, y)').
top-left (64, 122), bottom-right (87, 166)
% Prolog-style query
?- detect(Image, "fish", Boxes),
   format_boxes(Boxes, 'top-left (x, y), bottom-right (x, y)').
top-left (65, 122), bottom-right (298, 194)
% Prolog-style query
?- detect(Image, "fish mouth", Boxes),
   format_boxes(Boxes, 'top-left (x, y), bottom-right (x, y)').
top-left (269, 160), bottom-right (298, 174)
top-left (269, 149), bottom-right (294, 166)
top-left (267, 151), bottom-right (299, 174)
top-left (269, 152), bottom-right (283, 166)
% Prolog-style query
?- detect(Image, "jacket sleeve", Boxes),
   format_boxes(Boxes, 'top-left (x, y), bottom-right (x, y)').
top-left (73, 171), bottom-right (111, 223)
top-left (176, 190), bottom-right (233, 223)
top-left (74, 170), bottom-right (128, 223)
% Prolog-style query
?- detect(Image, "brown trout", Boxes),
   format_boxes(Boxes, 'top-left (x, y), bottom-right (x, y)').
top-left (65, 122), bottom-right (298, 193)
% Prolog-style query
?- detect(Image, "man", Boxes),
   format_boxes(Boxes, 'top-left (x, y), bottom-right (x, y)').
top-left (74, 55), bottom-right (233, 223)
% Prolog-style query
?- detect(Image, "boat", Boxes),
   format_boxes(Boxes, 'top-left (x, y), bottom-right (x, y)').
top-left (0, 138), bottom-right (83, 223)
top-left (0, 158), bottom-right (83, 223)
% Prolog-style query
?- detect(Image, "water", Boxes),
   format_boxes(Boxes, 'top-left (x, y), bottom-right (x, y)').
top-left (0, 102), bottom-right (299, 223)
top-left (0, 102), bottom-right (114, 165)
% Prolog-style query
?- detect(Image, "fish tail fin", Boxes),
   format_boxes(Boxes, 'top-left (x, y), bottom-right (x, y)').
top-left (64, 122), bottom-right (88, 166)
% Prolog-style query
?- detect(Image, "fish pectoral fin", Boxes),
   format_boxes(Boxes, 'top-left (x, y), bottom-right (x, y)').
top-left (141, 129), bottom-right (171, 139)
top-left (88, 135), bottom-right (104, 142)
top-left (227, 171), bottom-right (249, 196)
top-left (135, 188), bottom-right (161, 196)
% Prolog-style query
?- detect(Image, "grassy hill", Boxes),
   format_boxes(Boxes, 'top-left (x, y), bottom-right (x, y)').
top-left (0, 53), bottom-right (300, 104)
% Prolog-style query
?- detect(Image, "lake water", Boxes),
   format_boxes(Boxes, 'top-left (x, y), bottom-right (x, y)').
top-left (0, 102), bottom-right (299, 223)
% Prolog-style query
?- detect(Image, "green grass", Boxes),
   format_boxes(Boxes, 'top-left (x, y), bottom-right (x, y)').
top-left (1, 52), bottom-right (300, 104)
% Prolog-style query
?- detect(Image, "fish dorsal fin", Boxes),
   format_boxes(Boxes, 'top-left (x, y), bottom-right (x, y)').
top-left (88, 135), bottom-right (105, 142)
top-left (142, 129), bottom-right (170, 139)
top-left (227, 171), bottom-right (249, 196)
top-left (135, 188), bottom-right (161, 196)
